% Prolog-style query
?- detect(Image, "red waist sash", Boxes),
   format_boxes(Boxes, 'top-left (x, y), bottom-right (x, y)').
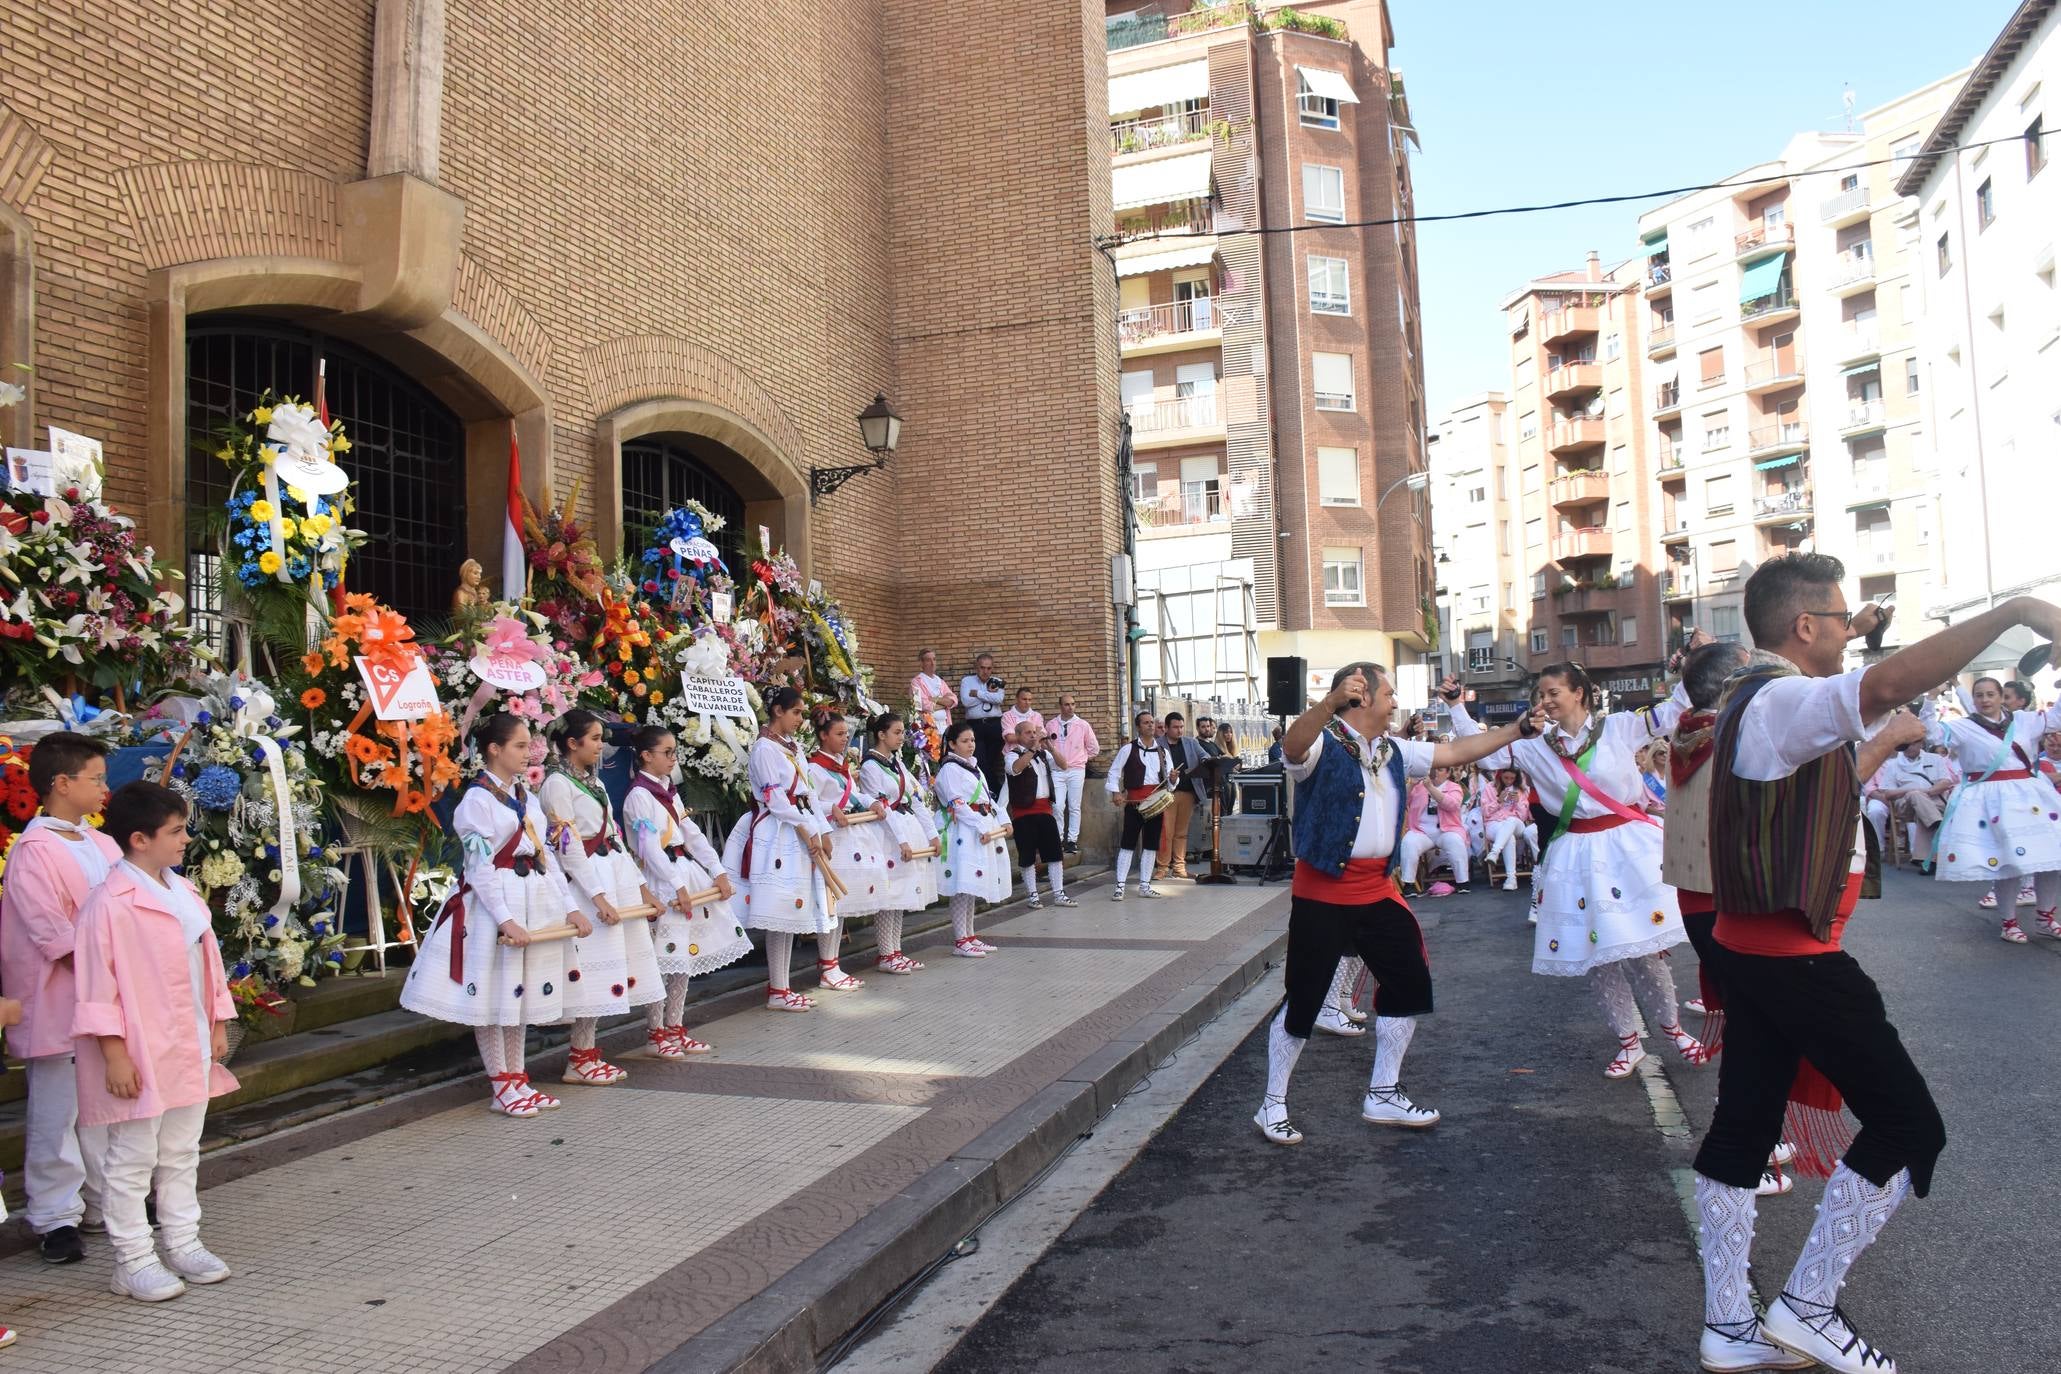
top-left (1293, 857), bottom-right (1404, 906)
top-left (1714, 871), bottom-right (1863, 956)
top-left (1567, 813), bottom-right (1632, 834)
top-left (1010, 799), bottom-right (1054, 819)
top-left (1125, 785), bottom-right (1158, 803)
top-left (1977, 769), bottom-right (2032, 781)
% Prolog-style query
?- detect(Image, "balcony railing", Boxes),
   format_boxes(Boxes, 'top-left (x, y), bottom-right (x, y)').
top-left (1127, 393), bottom-right (1219, 434)
top-left (1654, 381), bottom-right (1682, 413)
top-left (1735, 222), bottom-right (1796, 257)
top-left (1741, 290), bottom-right (1799, 323)
top-left (1841, 399), bottom-right (1887, 432)
top-left (1548, 468), bottom-right (1610, 505)
top-left (1655, 440), bottom-right (1684, 473)
top-left (1551, 527), bottom-right (1613, 562)
top-left (1540, 305), bottom-right (1600, 344)
top-left (1747, 421), bottom-right (1809, 454)
top-left (1754, 485), bottom-right (1813, 519)
top-left (1819, 184), bottom-right (1871, 223)
top-left (1744, 352), bottom-right (1804, 388)
top-left (1829, 249), bottom-right (1877, 290)
top-left (1660, 571), bottom-right (1694, 599)
top-left (1648, 261), bottom-right (1673, 288)
top-left (1838, 327), bottom-right (1881, 362)
top-left (1544, 361), bottom-right (1602, 397)
top-left (1547, 417), bottom-right (1605, 454)
top-left (1106, 2), bottom-right (1263, 51)
top-left (1110, 107), bottom-right (1213, 154)
top-left (1854, 541), bottom-right (1896, 569)
top-left (1118, 297), bottom-right (1218, 344)
top-left (1647, 322), bottom-right (1675, 352)
top-left (1136, 487), bottom-right (1226, 527)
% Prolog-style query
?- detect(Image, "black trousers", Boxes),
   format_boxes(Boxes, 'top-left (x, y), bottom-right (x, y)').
top-left (1693, 944), bottom-right (1945, 1196)
top-left (1280, 895), bottom-right (1433, 1038)
top-left (971, 718), bottom-right (1005, 793)
top-left (1529, 799), bottom-right (1559, 869)
top-left (1013, 812), bottom-right (1063, 867)
top-left (1119, 803), bottom-right (1164, 851)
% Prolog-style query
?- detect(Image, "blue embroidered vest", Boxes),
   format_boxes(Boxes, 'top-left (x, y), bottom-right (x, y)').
top-left (1290, 729), bottom-right (1409, 876)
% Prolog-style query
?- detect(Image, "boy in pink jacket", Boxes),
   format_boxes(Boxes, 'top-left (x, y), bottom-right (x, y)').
top-left (71, 781), bottom-right (238, 1303)
top-left (0, 731), bottom-right (116, 1265)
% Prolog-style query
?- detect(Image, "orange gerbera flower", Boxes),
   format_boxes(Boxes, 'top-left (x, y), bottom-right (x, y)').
top-left (300, 688), bottom-right (327, 709)
top-left (399, 789), bottom-right (431, 814)
top-left (412, 710), bottom-right (457, 753)
top-left (344, 732), bottom-right (392, 765)
top-left (302, 651), bottom-right (326, 676)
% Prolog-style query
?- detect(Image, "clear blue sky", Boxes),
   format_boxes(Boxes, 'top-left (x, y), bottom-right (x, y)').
top-left (1392, 0), bottom-right (2017, 419)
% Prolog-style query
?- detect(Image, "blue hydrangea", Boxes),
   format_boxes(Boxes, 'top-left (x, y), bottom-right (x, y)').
top-left (192, 764), bottom-right (243, 812)
top-left (639, 507), bottom-right (708, 570)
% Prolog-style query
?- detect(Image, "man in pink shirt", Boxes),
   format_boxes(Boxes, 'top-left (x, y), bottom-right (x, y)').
top-left (1000, 687), bottom-right (1045, 740)
top-left (1046, 694), bottom-right (1100, 855)
top-left (910, 648), bottom-right (957, 742)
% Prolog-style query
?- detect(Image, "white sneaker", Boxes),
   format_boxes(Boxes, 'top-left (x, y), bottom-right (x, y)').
top-left (1760, 1293), bottom-right (1898, 1374)
top-left (1253, 1103), bottom-right (1303, 1146)
top-left (1110, 885), bottom-right (1125, 902)
top-left (1341, 1003), bottom-right (1369, 1025)
top-left (1768, 1141), bottom-right (1798, 1169)
top-left (1754, 1169), bottom-right (1794, 1197)
top-left (1699, 1320), bottom-right (1817, 1371)
top-left (1502, 875), bottom-right (1519, 891)
top-left (1313, 1006), bottom-right (1366, 1038)
top-left (1360, 1087), bottom-right (1440, 1128)
top-left (1137, 885), bottom-right (1163, 899)
top-left (163, 1244), bottom-right (231, 1285)
top-left (110, 1256), bottom-right (186, 1302)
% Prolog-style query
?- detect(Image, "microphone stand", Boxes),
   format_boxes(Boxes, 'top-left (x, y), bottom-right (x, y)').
top-left (1195, 756), bottom-right (1236, 886)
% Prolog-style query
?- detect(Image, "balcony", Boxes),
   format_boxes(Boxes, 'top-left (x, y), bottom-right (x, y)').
top-left (1837, 327), bottom-right (1881, 366)
top-left (1106, 4), bottom-right (1248, 51)
top-left (1647, 260), bottom-right (1673, 295)
top-left (1127, 393), bottom-right (1225, 448)
top-left (1118, 297), bottom-right (1222, 354)
top-left (1136, 486), bottom-right (1227, 530)
top-left (1660, 571), bottom-right (1695, 601)
top-left (1551, 526), bottom-right (1613, 562)
top-left (1541, 305), bottom-right (1600, 347)
top-left (1743, 351), bottom-right (1805, 393)
top-left (1547, 417), bottom-right (1606, 456)
top-left (1740, 290), bottom-right (1800, 325)
top-left (1659, 520), bottom-right (1691, 545)
top-left (1820, 184), bottom-right (1872, 227)
top-left (1853, 540), bottom-right (1897, 571)
top-left (1543, 360), bottom-right (1603, 401)
top-left (1747, 421), bottom-right (1809, 457)
top-left (1653, 381), bottom-right (1682, 417)
top-left (1548, 467), bottom-right (1610, 507)
top-left (1829, 249), bottom-right (1877, 295)
top-left (1655, 439), bottom-right (1685, 476)
top-left (1840, 399), bottom-right (1887, 435)
top-left (1554, 580), bottom-right (1629, 616)
top-left (1735, 222), bottom-right (1795, 259)
top-left (1753, 485), bottom-right (1814, 523)
top-left (1111, 107), bottom-right (1212, 156)
top-left (1647, 322), bottom-right (1676, 357)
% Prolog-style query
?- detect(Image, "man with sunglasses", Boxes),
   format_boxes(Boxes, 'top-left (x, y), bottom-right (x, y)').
top-left (1685, 552), bottom-right (2061, 1374)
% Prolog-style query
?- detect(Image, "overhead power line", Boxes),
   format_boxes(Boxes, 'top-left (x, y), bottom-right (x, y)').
top-left (1096, 130), bottom-right (2041, 249)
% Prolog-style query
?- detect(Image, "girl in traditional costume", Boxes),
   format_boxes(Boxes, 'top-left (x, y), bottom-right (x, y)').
top-left (859, 712), bottom-right (939, 974)
top-left (720, 687), bottom-right (836, 1010)
top-left (934, 721), bottom-right (1012, 957)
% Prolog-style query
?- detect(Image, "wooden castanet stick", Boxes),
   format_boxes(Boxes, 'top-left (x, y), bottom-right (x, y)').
top-left (519, 922), bottom-right (584, 943)
top-left (979, 828), bottom-right (1012, 845)
top-left (679, 887), bottom-right (725, 909)
top-left (809, 847), bottom-right (850, 899)
top-left (904, 844), bottom-right (939, 859)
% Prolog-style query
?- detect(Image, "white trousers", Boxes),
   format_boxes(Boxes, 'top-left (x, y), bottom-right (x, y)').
top-left (1399, 829), bottom-right (1471, 886)
top-left (1054, 767), bottom-right (1087, 843)
top-left (23, 1054), bottom-right (106, 1232)
top-left (101, 1102), bottom-right (206, 1266)
top-left (1485, 817), bottom-right (1538, 880)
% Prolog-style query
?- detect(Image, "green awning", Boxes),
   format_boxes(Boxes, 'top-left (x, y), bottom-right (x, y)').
top-left (1841, 359), bottom-right (1881, 377)
top-left (1642, 236), bottom-right (1670, 257)
top-left (1753, 454), bottom-right (1801, 471)
top-left (1739, 251), bottom-right (1789, 302)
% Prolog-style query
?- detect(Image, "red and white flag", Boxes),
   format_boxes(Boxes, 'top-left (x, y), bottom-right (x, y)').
top-left (502, 423), bottom-right (526, 602)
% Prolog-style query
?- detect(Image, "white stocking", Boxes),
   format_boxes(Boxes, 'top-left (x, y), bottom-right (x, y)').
top-left (663, 972), bottom-right (690, 1026)
top-left (951, 893), bottom-right (976, 941)
top-left (1264, 1005), bottom-right (1305, 1109)
top-left (1326, 957), bottom-right (1358, 1014)
top-left (766, 932), bottom-right (794, 992)
top-left (1588, 962), bottom-right (1642, 1040)
top-left (2036, 868), bottom-right (2061, 916)
top-left (1020, 866), bottom-right (1041, 897)
top-left (1115, 849), bottom-right (1134, 885)
top-left (475, 1027), bottom-right (506, 1079)
top-left (875, 909), bottom-right (903, 958)
top-left (1626, 953), bottom-right (1682, 1028)
top-left (820, 920), bottom-right (843, 968)
top-left (502, 1024), bottom-right (527, 1076)
top-left (1696, 1175), bottom-right (1759, 1331)
top-left (1047, 861), bottom-right (1065, 896)
top-left (1369, 1016), bottom-right (1416, 1091)
top-left (1784, 1165), bottom-right (1911, 1311)
top-left (644, 1000), bottom-right (665, 1030)
top-left (571, 1017), bottom-right (598, 1051)
top-left (1140, 853), bottom-right (1157, 888)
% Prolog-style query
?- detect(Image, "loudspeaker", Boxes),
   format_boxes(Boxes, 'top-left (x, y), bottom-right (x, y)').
top-left (1266, 656), bottom-right (1306, 718)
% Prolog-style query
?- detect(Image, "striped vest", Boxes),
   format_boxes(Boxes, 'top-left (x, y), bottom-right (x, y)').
top-left (1660, 749), bottom-right (1715, 895)
top-left (1709, 670), bottom-right (1863, 941)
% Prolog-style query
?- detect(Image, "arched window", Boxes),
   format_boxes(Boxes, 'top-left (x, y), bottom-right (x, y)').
top-left (185, 318), bottom-right (468, 635)
top-left (620, 433), bottom-right (748, 577)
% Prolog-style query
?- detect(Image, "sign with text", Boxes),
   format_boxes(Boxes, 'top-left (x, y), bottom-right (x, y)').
top-left (681, 675), bottom-right (754, 720)
top-left (356, 655), bottom-right (441, 721)
top-left (710, 590), bottom-right (734, 621)
top-left (470, 652), bottom-right (548, 693)
top-left (4, 448), bottom-right (55, 496)
top-left (46, 427), bottom-right (103, 489)
top-left (273, 451), bottom-right (350, 496)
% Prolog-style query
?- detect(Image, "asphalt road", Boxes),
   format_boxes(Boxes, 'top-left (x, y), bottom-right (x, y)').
top-left (931, 866), bottom-right (2060, 1374)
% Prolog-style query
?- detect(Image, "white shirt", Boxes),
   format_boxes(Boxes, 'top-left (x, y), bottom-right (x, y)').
top-left (1926, 704), bottom-right (2061, 774)
top-left (1105, 740), bottom-right (1170, 793)
top-left (1871, 751), bottom-right (1951, 795)
top-left (1728, 668), bottom-right (1888, 877)
top-left (1282, 721), bottom-right (1436, 860)
top-left (960, 674), bottom-right (1004, 719)
top-left (1463, 685), bottom-right (1686, 821)
top-left (23, 816), bottom-right (114, 887)
top-left (1004, 746), bottom-right (1054, 800)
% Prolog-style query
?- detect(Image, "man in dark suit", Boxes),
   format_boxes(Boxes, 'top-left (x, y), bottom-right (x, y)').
top-left (1157, 712), bottom-right (1206, 879)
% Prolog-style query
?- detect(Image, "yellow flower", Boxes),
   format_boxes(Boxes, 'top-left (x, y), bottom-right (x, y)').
top-left (258, 551), bottom-right (283, 575)
top-left (249, 499), bottom-right (275, 523)
top-left (276, 518), bottom-right (297, 539)
top-left (287, 486), bottom-right (310, 504)
top-left (648, 690), bottom-right (664, 705)
top-left (215, 445), bottom-right (234, 462)
top-left (623, 668), bottom-right (640, 685)
top-left (330, 434), bottom-right (352, 454)
top-left (302, 513), bottom-right (332, 537)
top-left (252, 406), bottom-right (274, 425)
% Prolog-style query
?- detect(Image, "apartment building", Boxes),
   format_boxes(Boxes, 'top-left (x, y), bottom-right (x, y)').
top-left (1107, 0), bottom-right (1433, 697)
top-left (1897, 0), bottom-right (2061, 651)
top-left (1427, 393), bottom-right (1530, 718)
top-left (1499, 255), bottom-right (1668, 707)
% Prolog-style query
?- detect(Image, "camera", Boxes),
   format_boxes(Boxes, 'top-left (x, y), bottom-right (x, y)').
top-left (987, 676), bottom-right (1005, 692)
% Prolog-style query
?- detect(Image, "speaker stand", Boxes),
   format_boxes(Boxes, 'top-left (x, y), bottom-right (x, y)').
top-left (1196, 794), bottom-right (1235, 885)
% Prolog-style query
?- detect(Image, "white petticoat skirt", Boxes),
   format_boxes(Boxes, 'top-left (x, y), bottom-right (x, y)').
top-left (402, 868), bottom-right (570, 1026)
top-left (1935, 777), bottom-right (2061, 882)
top-left (877, 806), bottom-right (939, 910)
top-left (649, 850), bottom-right (754, 976)
top-left (938, 814), bottom-right (1012, 903)
top-left (557, 847), bottom-right (665, 1018)
top-left (722, 811), bottom-right (836, 935)
top-left (820, 816), bottom-right (891, 918)
top-left (1529, 819), bottom-right (1685, 976)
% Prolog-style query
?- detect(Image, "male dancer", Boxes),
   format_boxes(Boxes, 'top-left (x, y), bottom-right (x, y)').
top-left (1254, 662), bottom-right (1542, 1145)
top-left (1689, 553), bottom-right (2061, 1373)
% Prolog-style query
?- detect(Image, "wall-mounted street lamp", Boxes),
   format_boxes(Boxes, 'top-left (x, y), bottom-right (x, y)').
top-left (810, 392), bottom-right (903, 502)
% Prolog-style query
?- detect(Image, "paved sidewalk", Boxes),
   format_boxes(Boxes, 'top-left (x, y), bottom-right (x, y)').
top-left (0, 876), bottom-right (1291, 1373)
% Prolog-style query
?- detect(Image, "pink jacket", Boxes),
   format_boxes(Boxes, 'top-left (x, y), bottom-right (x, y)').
top-left (70, 867), bottom-right (238, 1128)
top-left (1000, 708), bottom-right (1044, 739)
top-left (1046, 714), bottom-right (1100, 769)
top-left (1406, 780), bottom-right (1466, 834)
top-left (1481, 786), bottom-right (1529, 825)
top-left (0, 823), bottom-right (122, 1059)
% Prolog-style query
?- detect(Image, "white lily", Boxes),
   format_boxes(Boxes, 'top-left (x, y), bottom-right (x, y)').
top-left (0, 380), bottom-right (23, 408)
top-left (86, 586), bottom-right (110, 613)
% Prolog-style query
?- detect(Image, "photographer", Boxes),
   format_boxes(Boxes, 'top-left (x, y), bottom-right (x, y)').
top-left (960, 652), bottom-right (1007, 792)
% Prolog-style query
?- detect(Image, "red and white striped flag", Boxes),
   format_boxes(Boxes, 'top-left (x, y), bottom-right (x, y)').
top-left (502, 422), bottom-right (526, 603)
